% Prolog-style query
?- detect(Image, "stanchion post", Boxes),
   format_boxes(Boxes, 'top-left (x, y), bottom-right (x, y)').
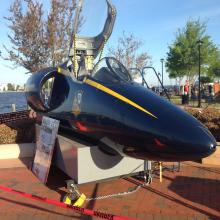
top-left (11, 104), bottom-right (16, 112)
top-left (159, 162), bottom-right (162, 183)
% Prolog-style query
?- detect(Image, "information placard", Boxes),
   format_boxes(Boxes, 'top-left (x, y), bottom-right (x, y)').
top-left (32, 116), bottom-right (60, 183)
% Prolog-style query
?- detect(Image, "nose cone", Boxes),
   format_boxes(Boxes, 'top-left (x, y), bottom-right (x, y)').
top-left (166, 125), bottom-right (217, 161)
top-left (128, 88), bottom-right (217, 161)
top-left (192, 126), bottom-right (216, 157)
top-left (150, 101), bottom-right (217, 161)
top-left (106, 84), bottom-right (217, 161)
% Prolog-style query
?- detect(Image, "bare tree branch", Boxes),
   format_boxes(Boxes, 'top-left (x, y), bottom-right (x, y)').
top-left (3, 0), bottom-right (84, 72)
top-left (108, 32), bottom-right (151, 78)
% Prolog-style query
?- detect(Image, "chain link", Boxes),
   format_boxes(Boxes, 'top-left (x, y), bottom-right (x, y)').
top-left (86, 176), bottom-right (152, 201)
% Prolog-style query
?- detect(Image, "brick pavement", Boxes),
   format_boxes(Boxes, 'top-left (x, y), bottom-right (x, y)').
top-left (0, 161), bottom-right (220, 220)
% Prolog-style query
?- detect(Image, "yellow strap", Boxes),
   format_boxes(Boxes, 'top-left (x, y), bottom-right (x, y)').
top-left (74, 34), bottom-right (77, 77)
top-left (73, 194), bottom-right (86, 207)
top-left (63, 196), bottom-right (72, 205)
top-left (57, 67), bottom-right (69, 76)
top-left (57, 67), bottom-right (62, 74)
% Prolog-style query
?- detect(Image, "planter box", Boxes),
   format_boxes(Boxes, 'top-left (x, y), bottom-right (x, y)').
top-left (0, 143), bottom-right (35, 159)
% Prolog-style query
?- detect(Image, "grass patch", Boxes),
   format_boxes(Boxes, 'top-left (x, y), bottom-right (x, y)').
top-left (170, 95), bottom-right (220, 109)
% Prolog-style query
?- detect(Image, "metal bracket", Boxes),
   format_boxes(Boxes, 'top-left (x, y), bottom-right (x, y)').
top-left (63, 180), bottom-right (86, 207)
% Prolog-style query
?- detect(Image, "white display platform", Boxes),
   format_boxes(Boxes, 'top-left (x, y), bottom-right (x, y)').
top-left (54, 135), bottom-right (145, 184)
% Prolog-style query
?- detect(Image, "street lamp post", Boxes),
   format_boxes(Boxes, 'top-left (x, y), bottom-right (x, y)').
top-left (160, 58), bottom-right (164, 86)
top-left (157, 72), bottom-right (161, 88)
top-left (197, 40), bottom-right (203, 108)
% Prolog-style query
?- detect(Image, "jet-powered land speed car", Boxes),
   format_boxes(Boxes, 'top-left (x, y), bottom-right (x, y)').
top-left (25, 0), bottom-right (216, 162)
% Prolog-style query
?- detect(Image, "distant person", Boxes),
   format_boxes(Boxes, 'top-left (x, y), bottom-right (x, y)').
top-left (191, 86), bottom-right (196, 100)
top-left (208, 84), bottom-right (214, 96)
top-left (201, 86), bottom-right (205, 99)
top-left (181, 85), bottom-right (185, 105)
top-left (184, 82), bottom-right (189, 95)
top-left (151, 86), bottom-right (156, 93)
top-left (208, 84), bottom-right (214, 101)
top-left (183, 81), bottom-right (189, 104)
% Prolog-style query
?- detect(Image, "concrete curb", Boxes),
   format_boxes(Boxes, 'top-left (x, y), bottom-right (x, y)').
top-left (0, 143), bottom-right (35, 159)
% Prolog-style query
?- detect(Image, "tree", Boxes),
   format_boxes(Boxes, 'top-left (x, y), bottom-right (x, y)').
top-left (208, 51), bottom-right (220, 78)
top-left (3, 0), bottom-right (84, 73)
top-left (200, 76), bottom-right (212, 84)
top-left (108, 32), bottom-right (151, 77)
top-left (209, 62), bottom-right (220, 78)
top-left (166, 19), bottom-right (220, 84)
top-left (16, 85), bottom-right (20, 91)
top-left (46, 0), bottom-right (84, 67)
top-left (7, 83), bottom-right (15, 91)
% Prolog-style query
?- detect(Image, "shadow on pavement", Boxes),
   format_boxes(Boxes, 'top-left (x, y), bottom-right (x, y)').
top-left (125, 177), bottom-right (220, 220)
top-left (168, 176), bottom-right (220, 213)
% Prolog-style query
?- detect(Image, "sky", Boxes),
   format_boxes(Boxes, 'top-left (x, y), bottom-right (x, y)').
top-left (0, 0), bottom-right (220, 85)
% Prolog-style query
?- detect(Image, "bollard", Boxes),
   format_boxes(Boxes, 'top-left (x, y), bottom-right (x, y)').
top-left (159, 162), bottom-right (162, 183)
top-left (11, 104), bottom-right (16, 112)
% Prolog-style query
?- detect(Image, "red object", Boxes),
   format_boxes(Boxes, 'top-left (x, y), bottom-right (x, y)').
top-left (76, 121), bottom-right (89, 132)
top-left (0, 185), bottom-right (135, 220)
top-left (154, 138), bottom-right (166, 148)
top-left (214, 82), bottom-right (220, 95)
top-left (184, 85), bottom-right (189, 94)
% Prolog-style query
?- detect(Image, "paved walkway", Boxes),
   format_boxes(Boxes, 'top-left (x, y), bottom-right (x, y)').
top-left (0, 160), bottom-right (220, 220)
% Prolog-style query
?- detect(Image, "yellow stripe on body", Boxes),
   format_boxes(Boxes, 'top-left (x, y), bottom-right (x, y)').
top-left (85, 79), bottom-right (157, 119)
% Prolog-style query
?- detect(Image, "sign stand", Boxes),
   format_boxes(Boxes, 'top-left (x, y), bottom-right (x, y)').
top-left (32, 116), bottom-right (60, 184)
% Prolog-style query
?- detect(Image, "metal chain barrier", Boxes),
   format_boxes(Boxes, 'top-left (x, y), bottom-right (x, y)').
top-left (0, 184), bottom-right (136, 220)
top-left (86, 176), bottom-right (152, 201)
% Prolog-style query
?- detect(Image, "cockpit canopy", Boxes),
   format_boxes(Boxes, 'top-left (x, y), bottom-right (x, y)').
top-left (91, 57), bottom-right (132, 84)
